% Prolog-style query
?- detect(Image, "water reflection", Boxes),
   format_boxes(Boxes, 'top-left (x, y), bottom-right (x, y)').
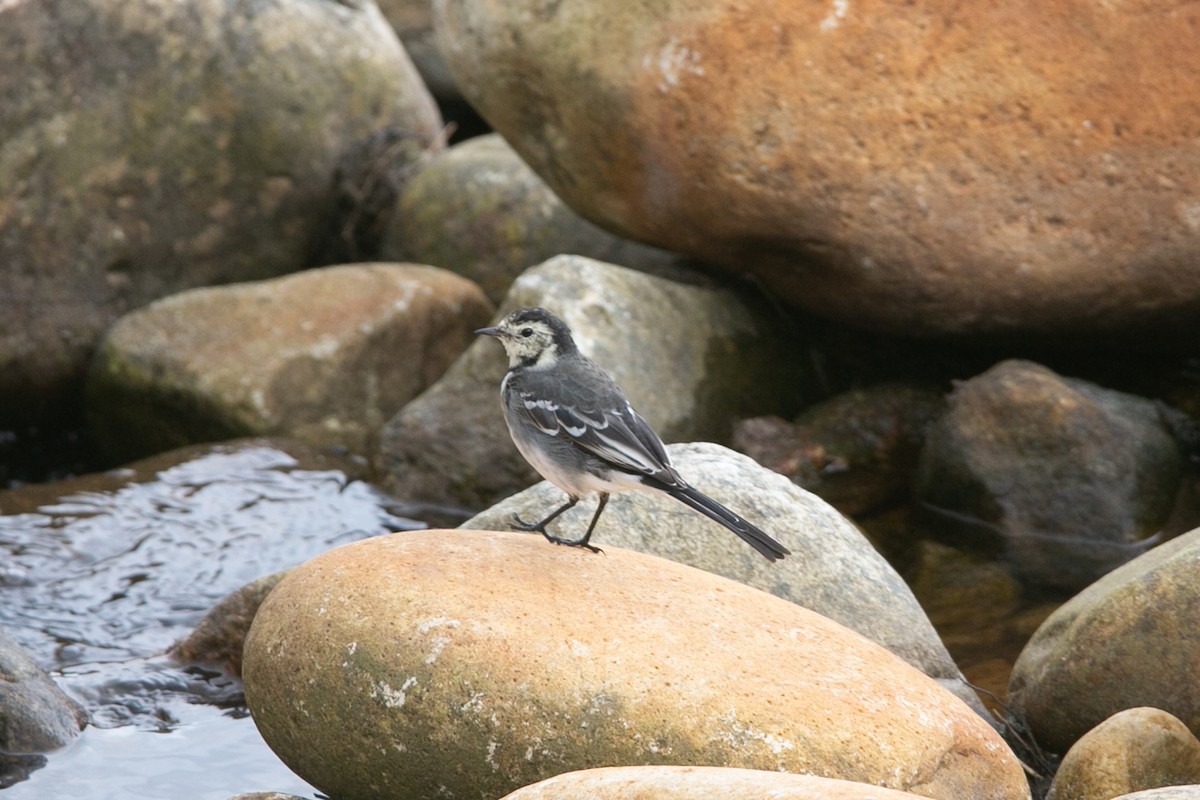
top-left (0, 441), bottom-right (420, 669)
top-left (916, 499), bottom-right (1169, 590)
top-left (0, 438), bottom-right (425, 793)
top-left (2, 700), bottom-right (321, 800)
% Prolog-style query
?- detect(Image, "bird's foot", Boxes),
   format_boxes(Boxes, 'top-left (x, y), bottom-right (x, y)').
top-left (543, 533), bottom-right (604, 554)
top-left (510, 514), bottom-right (545, 533)
top-left (509, 508), bottom-right (603, 553)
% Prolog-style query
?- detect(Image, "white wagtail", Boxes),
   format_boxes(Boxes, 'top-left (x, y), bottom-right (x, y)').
top-left (476, 307), bottom-right (790, 561)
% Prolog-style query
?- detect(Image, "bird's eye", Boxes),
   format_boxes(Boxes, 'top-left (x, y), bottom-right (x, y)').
top-left (520, 327), bottom-right (534, 337)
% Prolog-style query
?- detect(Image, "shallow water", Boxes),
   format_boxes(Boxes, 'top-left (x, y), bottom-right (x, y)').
top-left (5, 700), bottom-right (320, 800)
top-left (0, 439), bottom-right (424, 795)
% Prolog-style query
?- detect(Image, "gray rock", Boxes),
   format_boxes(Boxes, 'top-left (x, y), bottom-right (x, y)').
top-left (915, 360), bottom-right (1183, 590)
top-left (379, 255), bottom-right (799, 508)
top-left (465, 441), bottom-right (988, 718)
top-left (381, 134), bottom-right (685, 304)
top-left (0, 627), bottom-right (88, 754)
top-left (1, 0), bottom-right (441, 416)
top-left (1007, 525), bottom-right (1200, 754)
top-left (377, 0), bottom-right (459, 101)
top-left (86, 264), bottom-right (492, 463)
top-left (1114, 789), bottom-right (1200, 800)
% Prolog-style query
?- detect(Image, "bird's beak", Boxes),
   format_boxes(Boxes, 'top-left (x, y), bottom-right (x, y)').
top-left (475, 325), bottom-right (503, 338)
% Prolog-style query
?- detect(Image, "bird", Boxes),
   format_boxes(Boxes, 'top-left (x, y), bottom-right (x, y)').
top-left (475, 306), bottom-right (790, 561)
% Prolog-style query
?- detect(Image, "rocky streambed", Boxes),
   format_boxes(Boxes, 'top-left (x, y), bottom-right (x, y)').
top-left (6, 0), bottom-right (1200, 799)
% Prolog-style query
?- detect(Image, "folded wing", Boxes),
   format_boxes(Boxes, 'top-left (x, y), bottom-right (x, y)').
top-left (518, 392), bottom-right (678, 484)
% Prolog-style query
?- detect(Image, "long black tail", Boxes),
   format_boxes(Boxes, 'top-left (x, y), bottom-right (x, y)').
top-left (665, 484), bottom-right (790, 562)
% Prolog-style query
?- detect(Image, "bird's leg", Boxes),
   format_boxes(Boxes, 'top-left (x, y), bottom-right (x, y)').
top-left (542, 493), bottom-right (608, 554)
top-left (512, 496), bottom-right (578, 534)
top-left (513, 494), bottom-right (607, 554)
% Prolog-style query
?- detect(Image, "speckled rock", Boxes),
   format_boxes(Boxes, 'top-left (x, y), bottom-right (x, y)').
top-left (87, 264), bottom-right (492, 462)
top-left (914, 360), bottom-right (1183, 590)
top-left (500, 765), bottom-right (950, 800)
top-left (379, 255), bottom-right (798, 508)
top-left (1046, 707), bottom-right (1200, 800)
top-left (1008, 526), bottom-right (1200, 754)
top-left (465, 442), bottom-right (987, 717)
top-left (376, 0), bottom-right (458, 101)
top-left (381, 133), bottom-right (683, 304)
top-left (434, 0), bottom-right (1200, 342)
top-left (1, 0), bottom-right (441, 416)
top-left (242, 530), bottom-right (1029, 800)
top-left (0, 627), bottom-right (88, 754)
top-left (1114, 789), bottom-right (1200, 800)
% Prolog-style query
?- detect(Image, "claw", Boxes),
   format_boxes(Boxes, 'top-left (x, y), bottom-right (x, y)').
top-left (510, 514), bottom-right (543, 533)
top-left (505, 494), bottom-right (608, 555)
top-left (543, 534), bottom-right (604, 554)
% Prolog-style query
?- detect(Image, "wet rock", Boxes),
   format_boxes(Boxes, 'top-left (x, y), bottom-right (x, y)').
top-left (380, 134), bottom-right (684, 304)
top-left (87, 264), bottom-right (493, 462)
top-left (0, 628), bottom-right (89, 753)
top-left (170, 573), bottom-right (288, 677)
top-left (1007, 525), bottom-right (1200, 755)
top-left (1046, 707), bottom-right (1200, 800)
top-left (0, 753), bottom-right (46, 791)
top-left (735, 383), bottom-right (944, 517)
top-left (1, 0), bottom-right (441, 417)
top-left (902, 539), bottom-right (1064, 713)
top-left (243, 530), bottom-right (1029, 800)
top-left (466, 442), bottom-right (987, 717)
top-left (434, 0), bottom-right (1200, 342)
top-left (500, 765), bottom-right (952, 800)
top-left (907, 542), bottom-right (1022, 639)
top-left (379, 254), bottom-right (800, 508)
top-left (227, 794), bottom-right (309, 800)
top-left (914, 360), bottom-right (1183, 590)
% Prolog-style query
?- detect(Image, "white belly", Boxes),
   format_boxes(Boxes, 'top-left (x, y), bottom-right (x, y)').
top-left (508, 421), bottom-right (646, 498)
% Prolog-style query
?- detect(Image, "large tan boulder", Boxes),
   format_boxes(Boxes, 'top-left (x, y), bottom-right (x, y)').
top-left (433, 0), bottom-right (1200, 341)
top-left (500, 765), bottom-right (953, 800)
top-left (243, 530), bottom-right (1029, 800)
top-left (465, 442), bottom-right (987, 716)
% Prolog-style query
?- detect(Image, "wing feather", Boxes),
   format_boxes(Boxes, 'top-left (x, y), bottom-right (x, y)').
top-left (510, 353), bottom-right (680, 485)
top-left (521, 396), bottom-right (561, 436)
top-left (517, 389), bottom-right (675, 482)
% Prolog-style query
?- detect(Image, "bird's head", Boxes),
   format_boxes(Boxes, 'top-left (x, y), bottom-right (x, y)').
top-left (475, 307), bottom-right (578, 369)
